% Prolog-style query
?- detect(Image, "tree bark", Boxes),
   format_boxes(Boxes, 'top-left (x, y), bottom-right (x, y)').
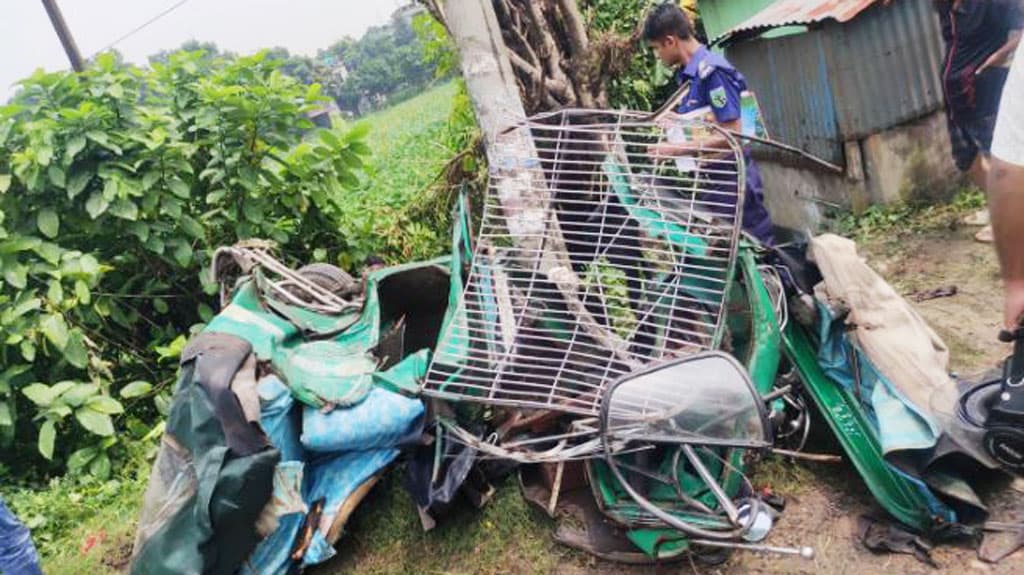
top-left (441, 0), bottom-right (639, 366)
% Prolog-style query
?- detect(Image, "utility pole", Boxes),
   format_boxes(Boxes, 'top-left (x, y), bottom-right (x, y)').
top-left (40, 0), bottom-right (84, 72)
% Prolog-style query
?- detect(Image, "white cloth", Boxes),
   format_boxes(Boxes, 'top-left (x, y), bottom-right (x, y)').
top-left (992, 42), bottom-right (1024, 166)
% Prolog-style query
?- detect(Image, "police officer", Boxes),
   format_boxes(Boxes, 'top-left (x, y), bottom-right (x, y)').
top-left (645, 3), bottom-right (775, 245)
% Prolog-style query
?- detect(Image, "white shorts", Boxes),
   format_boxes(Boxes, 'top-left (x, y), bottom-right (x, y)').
top-left (993, 42), bottom-right (1024, 167)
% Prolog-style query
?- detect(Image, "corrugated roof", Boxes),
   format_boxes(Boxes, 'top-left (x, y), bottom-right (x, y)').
top-left (715, 0), bottom-right (884, 44)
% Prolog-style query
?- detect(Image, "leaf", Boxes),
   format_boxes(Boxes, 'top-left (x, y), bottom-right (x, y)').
top-left (50, 381), bottom-right (76, 397)
top-left (47, 280), bottom-right (64, 304)
top-left (206, 189), bottom-right (226, 204)
top-left (63, 331), bottom-right (89, 369)
top-left (61, 383), bottom-right (99, 407)
top-left (37, 209), bottom-right (59, 238)
top-left (3, 263), bottom-right (27, 289)
top-left (46, 403), bottom-right (72, 420)
top-left (242, 201), bottom-right (264, 224)
top-left (75, 407), bottom-right (114, 436)
top-left (22, 383), bottom-right (55, 407)
top-left (167, 178), bottom-right (190, 199)
top-left (75, 280), bottom-right (91, 304)
top-left (155, 334), bottom-right (187, 362)
top-left (198, 303), bottom-right (214, 323)
top-left (108, 199), bottom-right (139, 221)
top-left (89, 452), bottom-right (111, 479)
top-left (102, 177), bottom-right (118, 200)
top-left (142, 170), bottom-right (160, 191)
top-left (40, 313), bottom-right (69, 350)
top-left (47, 164), bottom-right (66, 188)
top-left (85, 395), bottom-right (124, 415)
top-left (153, 298), bottom-right (169, 314)
top-left (66, 134), bottom-right (87, 160)
top-left (154, 392), bottom-right (172, 417)
top-left (86, 131), bottom-right (108, 146)
top-left (36, 146), bottom-right (53, 166)
top-left (85, 191), bottom-right (109, 219)
top-left (67, 171), bottom-right (92, 198)
top-left (0, 174), bottom-right (10, 193)
top-left (20, 340), bottom-right (36, 362)
top-left (67, 446), bottom-right (98, 471)
top-left (161, 197), bottom-right (182, 219)
top-left (33, 242), bottom-right (61, 265)
top-left (0, 401), bottom-right (12, 428)
top-left (129, 221), bottom-right (150, 242)
top-left (38, 420), bottom-right (55, 460)
top-left (79, 254), bottom-right (100, 276)
top-left (173, 241), bottom-right (193, 267)
top-left (180, 215), bottom-right (205, 240)
top-left (119, 381), bottom-right (152, 399)
top-left (318, 129), bottom-right (341, 147)
top-left (345, 121), bottom-right (371, 142)
top-left (0, 236), bottom-right (42, 254)
top-left (142, 420), bottom-right (165, 442)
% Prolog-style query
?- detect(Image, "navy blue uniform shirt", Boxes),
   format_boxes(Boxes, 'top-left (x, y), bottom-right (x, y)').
top-left (674, 46), bottom-right (774, 245)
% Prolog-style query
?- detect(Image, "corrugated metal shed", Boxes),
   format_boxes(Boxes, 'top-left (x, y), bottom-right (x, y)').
top-left (729, 30), bottom-right (844, 165)
top-left (716, 0), bottom-right (882, 44)
top-left (718, 0), bottom-right (945, 167)
top-left (824, 0), bottom-right (944, 138)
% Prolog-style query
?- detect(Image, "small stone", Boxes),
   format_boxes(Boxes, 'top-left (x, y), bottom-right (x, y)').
top-left (970, 559), bottom-right (991, 571)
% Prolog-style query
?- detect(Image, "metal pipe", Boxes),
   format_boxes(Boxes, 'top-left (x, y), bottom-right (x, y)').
top-left (689, 539), bottom-right (815, 559)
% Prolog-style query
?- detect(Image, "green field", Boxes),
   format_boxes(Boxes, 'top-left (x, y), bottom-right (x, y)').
top-left (330, 81), bottom-right (470, 269)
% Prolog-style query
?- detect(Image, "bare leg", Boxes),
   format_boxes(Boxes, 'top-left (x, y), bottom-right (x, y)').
top-left (968, 153), bottom-right (991, 189)
top-left (969, 154), bottom-right (995, 242)
top-left (988, 158), bottom-right (1024, 327)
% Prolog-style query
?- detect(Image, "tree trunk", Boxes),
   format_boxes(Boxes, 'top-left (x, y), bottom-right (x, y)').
top-left (439, 0), bottom-right (640, 366)
top-left (428, 0), bottom-right (641, 115)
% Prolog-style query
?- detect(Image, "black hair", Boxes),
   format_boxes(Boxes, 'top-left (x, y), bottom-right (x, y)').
top-left (643, 3), bottom-right (695, 42)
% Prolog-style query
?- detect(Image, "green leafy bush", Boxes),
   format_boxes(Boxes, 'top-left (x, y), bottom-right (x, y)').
top-left (0, 50), bottom-right (368, 477)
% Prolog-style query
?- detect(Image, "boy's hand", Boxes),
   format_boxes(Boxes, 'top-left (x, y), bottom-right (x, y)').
top-left (649, 141), bottom-right (696, 160)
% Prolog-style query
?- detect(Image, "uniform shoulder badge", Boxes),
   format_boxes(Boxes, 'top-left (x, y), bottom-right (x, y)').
top-left (697, 59), bottom-right (714, 80)
top-left (710, 86), bottom-right (728, 109)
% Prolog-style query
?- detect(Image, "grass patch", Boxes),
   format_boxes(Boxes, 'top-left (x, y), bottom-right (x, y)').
top-left (834, 186), bottom-right (985, 241)
top-left (332, 82), bottom-right (468, 268)
top-left (317, 474), bottom-right (559, 575)
top-left (750, 455), bottom-right (816, 496)
top-left (3, 460), bottom-right (148, 575)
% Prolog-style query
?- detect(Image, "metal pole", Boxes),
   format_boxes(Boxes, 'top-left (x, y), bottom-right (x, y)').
top-left (40, 0), bottom-right (84, 72)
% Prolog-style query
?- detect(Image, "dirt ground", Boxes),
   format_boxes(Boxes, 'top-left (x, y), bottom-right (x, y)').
top-left (554, 225), bottom-right (1023, 575)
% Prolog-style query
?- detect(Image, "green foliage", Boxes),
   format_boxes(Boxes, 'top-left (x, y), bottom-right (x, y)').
top-left (332, 81), bottom-right (480, 268)
top-left (412, 13), bottom-right (457, 80)
top-left (318, 12), bottom-right (443, 115)
top-left (583, 259), bottom-right (637, 339)
top-left (581, 0), bottom-right (679, 111)
top-left (2, 451), bottom-right (149, 573)
top-left (836, 187), bottom-right (986, 239)
top-left (0, 50), bottom-right (368, 476)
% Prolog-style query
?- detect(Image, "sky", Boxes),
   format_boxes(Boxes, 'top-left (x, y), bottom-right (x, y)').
top-left (0, 0), bottom-right (406, 98)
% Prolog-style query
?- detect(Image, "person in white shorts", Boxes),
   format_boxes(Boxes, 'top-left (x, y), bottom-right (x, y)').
top-left (990, 41), bottom-right (1024, 328)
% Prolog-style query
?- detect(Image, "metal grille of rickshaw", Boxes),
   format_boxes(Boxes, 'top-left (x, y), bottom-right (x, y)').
top-left (422, 109), bottom-right (745, 418)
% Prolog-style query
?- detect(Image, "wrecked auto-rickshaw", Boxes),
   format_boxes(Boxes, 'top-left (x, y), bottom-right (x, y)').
top-left (130, 109), bottom-right (1019, 574)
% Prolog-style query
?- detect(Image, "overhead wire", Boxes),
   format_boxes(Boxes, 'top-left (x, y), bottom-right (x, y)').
top-left (90, 0), bottom-right (194, 58)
